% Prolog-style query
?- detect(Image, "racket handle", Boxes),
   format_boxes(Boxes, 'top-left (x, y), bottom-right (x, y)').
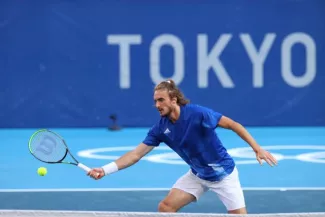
top-left (77, 163), bottom-right (91, 173)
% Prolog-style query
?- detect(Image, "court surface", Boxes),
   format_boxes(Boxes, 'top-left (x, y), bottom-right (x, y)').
top-left (0, 127), bottom-right (325, 214)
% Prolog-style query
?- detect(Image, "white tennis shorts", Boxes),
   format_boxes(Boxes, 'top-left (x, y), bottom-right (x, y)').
top-left (172, 167), bottom-right (246, 211)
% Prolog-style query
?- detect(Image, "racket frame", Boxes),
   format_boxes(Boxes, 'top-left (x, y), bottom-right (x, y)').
top-left (28, 129), bottom-right (91, 172)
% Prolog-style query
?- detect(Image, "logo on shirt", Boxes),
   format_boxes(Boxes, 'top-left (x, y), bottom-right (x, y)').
top-left (208, 163), bottom-right (225, 173)
top-left (164, 128), bottom-right (171, 134)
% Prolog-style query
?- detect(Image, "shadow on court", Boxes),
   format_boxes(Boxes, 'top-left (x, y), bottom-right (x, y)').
top-left (0, 190), bottom-right (324, 214)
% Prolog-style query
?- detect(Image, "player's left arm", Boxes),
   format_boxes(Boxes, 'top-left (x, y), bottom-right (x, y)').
top-left (217, 116), bottom-right (278, 167)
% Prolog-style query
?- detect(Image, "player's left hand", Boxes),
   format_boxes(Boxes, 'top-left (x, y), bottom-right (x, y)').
top-left (256, 148), bottom-right (278, 167)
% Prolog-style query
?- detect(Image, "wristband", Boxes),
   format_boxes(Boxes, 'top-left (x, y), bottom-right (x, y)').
top-left (101, 162), bottom-right (119, 175)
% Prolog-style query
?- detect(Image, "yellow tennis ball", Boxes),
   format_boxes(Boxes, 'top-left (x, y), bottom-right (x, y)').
top-left (37, 167), bottom-right (47, 176)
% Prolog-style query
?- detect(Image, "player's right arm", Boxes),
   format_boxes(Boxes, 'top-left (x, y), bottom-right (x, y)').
top-left (114, 143), bottom-right (155, 170)
top-left (87, 143), bottom-right (154, 180)
top-left (88, 124), bottom-right (161, 180)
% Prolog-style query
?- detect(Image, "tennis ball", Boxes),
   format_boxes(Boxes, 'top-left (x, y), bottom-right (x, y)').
top-left (37, 167), bottom-right (47, 176)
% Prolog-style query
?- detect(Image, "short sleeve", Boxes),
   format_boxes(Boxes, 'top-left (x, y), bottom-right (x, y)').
top-left (201, 107), bottom-right (223, 129)
top-left (143, 124), bottom-right (161, 147)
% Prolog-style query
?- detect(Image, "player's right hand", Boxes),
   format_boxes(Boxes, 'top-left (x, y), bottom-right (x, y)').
top-left (87, 168), bottom-right (105, 180)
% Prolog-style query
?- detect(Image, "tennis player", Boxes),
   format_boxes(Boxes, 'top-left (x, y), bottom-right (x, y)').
top-left (87, 79), bottom-right (277, 214)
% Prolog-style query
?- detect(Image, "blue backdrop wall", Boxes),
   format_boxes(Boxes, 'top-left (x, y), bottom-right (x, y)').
top-left (1, 0), bottom-right (324, 128)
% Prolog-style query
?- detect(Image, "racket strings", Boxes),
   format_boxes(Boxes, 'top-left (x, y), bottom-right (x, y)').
top-left (29, 131), bottom-right (67, 163)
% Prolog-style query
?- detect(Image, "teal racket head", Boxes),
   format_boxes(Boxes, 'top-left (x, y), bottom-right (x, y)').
top-left (28, 129), bottom-right (69, 164)
top-left (28, 129), bottom-right (91, 173)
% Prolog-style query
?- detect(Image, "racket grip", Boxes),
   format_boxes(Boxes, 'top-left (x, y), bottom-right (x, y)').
top-left (77, 163), bottom-right (91, 173)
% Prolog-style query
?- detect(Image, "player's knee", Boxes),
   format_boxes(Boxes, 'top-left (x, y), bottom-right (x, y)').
top-left (228, 207), bottom-right (247, 214)
top-left (158, 200), bottom-right (177, 212)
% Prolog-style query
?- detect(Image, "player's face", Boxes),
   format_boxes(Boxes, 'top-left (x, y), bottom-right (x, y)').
top-left (154, 90), bottom-right (176, 117)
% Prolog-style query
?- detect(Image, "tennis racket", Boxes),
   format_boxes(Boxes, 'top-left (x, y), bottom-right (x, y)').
top-left (28, 129), bottom-right (91, 173)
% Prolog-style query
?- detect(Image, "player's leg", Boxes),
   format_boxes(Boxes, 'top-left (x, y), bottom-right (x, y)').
top-left (207, 167), bottom-right (247, 214)
top-left (158, 188), bottom-right (195, 212)
top-left (158, 170), bottom-right (208, 212)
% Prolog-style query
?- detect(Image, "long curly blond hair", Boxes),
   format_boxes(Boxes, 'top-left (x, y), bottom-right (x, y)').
top-left (154, 79), bottom-right (190, 106)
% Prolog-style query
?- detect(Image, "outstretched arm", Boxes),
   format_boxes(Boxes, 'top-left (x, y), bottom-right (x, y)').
top-left (217, 116), bottom-right (278, 167)
top-left (88, 143), bottom-right (155, 179)
top-left (114, 143), bottom-right (154, 170)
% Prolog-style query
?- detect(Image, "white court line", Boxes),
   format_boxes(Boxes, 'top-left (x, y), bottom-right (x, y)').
top-left (1, 187), bottom-right (325, 192)
top-left (0, 209), bottom-right (325, 217)
top-left (2, 210), bottom-right (325, 217)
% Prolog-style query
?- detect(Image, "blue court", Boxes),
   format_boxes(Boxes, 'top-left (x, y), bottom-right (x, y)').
top-left (0, 127), bottom-right (325, 214)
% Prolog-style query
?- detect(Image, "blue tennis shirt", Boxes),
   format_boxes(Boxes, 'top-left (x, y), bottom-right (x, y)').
top-left (143, 104), bottom-right (235, 182)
